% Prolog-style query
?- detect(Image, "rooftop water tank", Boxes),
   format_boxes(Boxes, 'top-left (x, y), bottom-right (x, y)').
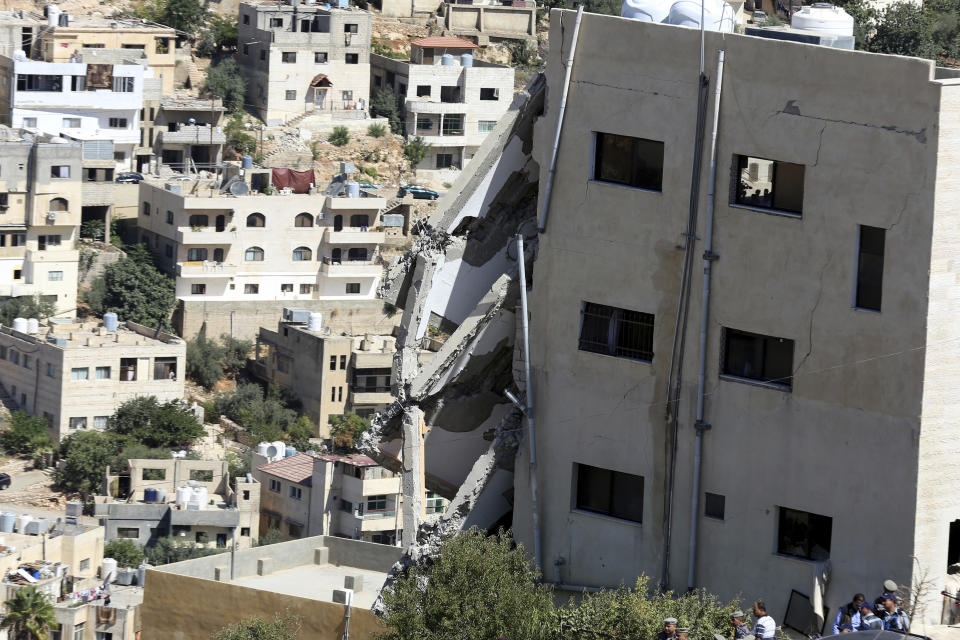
top-left (257, 442), bottom-right (269, 456)
top-left (791, 3), bottom-right (853, 36)
top-left (242, 155), bottom-right (253, 169)
top-left (664, 0), bottom-right (734, 31)
top-left (26, 318), bottom-right (38, 334)
top-left (12, 50), bottom-right (27, 62)
top-left (175, 485), bottom-right (191, 508)
top-left (308, 312), bottom-right (323, 332)
top-left (621, 0), bottom-right (670, 22)
top-left (102, 557), bottom-right (118, 581)
top-left (66, 501), bottom-right (83, 517)
top-left (144, 488), bottom-right (157, 503)
top-left (346, 181), bottom-right (360, 198)
top-left (0, 513), bottom-right (14, 533)
top-left (284, 446), bottom-right (296, 458)
top-left (441, 53), bottom-right (455, 66)
top-left (16, 514), bottom-right (31, 534)
top-left (104, 312), bottom-right (118, 332)
top-left (116, 568), bottom-right (135, 586)
top-left (137, 563), bottom-right (150, 586)
top-left (461, 53), bottom-right (473, 67)
top-left (46, 5), bottom-right (60, 27)
top-left (12, 318), bottom-right (27, 333)
top-left (265, 442), bottom-right (282, 459)
top-left (156, 488), bottom-right (167, 504)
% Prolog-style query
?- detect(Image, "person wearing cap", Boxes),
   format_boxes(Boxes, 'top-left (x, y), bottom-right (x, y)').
top-left (873, 579), bottom-right (898, 613)
top-left (752, 601), bottom-right (776, 640)
top-left (857, 601), bottom-right (882, 631)
top-left (838, 623), bottom-right (855, 633)
top-left (656, 617), bottom-right (678, 640)
top-left (879, 593), bottom-right (910, 632)
top-left (729, 610), bottom-right (750, 639)
top-left (676, 628), bottom-right (690, 640)
top-left (831, 593), bottom-right (865, 635)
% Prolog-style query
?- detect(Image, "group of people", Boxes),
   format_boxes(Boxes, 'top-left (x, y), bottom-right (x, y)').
top-left (654, 580), bottom-right (911, 640)
top-left (829, 580), bottom-right (911, 634)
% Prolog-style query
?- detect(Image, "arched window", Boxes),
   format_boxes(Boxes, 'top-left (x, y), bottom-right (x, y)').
top-left (187, 248), bottom-right (208, 261)
top-left (213, 248), bottom-right (224, 262)
top-left (295, 213), bottom-right (314, 227)
top-left (292, 246), bottom-right (312, 261)
top-left (245, 246), bottom-right (264, 261)
top-left (347, 247), bottom-right (368, 261)
top-left (246, 213), bottom-right (265, 227)
top-left (349, 214), bottom-right (369, 228)
top-left (188, 214), bottom-right (208, 227)
top-left (49, 198), bottom-right (68, 211)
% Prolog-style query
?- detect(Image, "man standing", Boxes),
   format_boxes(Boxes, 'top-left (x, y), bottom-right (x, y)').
top-left (858, 602), bottom-right (882, 631)
top-left (730, 610), bottom-right (751, 639)
top-left (657, 617), bottom-right (678, 640)
top-left (832, 593), bottom-right (865, 635)
top-left (880, 594), bottom-right (910, 632)
top-left (752, 601), bottom-right (776, 640)
top-left (874, 580), bottom-right (898, 613)
top-left (676, 627), bottom-right (690, 640)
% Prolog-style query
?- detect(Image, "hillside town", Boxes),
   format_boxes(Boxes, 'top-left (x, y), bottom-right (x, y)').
top-left (0, 0), bottom-right (958, 636)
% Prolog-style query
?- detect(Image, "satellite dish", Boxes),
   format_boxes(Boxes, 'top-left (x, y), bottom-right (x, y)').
top-left (229, 181), bottom-right (249, 196)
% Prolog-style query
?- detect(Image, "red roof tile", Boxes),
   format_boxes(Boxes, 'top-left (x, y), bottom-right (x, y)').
top-left (410, 36), bottom-right (478, 49)
top-left (258, 453), bottom-right (315, 486)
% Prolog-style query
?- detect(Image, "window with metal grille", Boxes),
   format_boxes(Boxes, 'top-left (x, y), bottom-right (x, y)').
top-left (721, 328), bottom-right (794, 389)
top-left (733, 155), bottom-right (804, 215)
top-left (578, 302), bottom-right (654, 362)
top-left (574, 463), bottom-right (643, 523)
top-left (855, 225), bottom-right (884, 311)
top-left (594, 132), bottom-right (663, 191)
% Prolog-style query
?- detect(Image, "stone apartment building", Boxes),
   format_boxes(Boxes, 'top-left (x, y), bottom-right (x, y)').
top-left (95, 457), bottom-right (261, 549)
top-left (0, 317), bottom-right (185, 441)
top-left (371, 37), bottom-right (514, 179)
top-left (0, 127), bottom-right (81, 315)
top-left (140, 96), bottom-right (226, 174)
top-left (137, 168), bottom-right (390, 339)
top-left (499, 9), bottom-right (960, 626)
top-left (237, 0), bottom-right (373, 125)
top-left (252, 316), bottom-right (395, 436)
top-left (253, 451), bottom-right (445, 545)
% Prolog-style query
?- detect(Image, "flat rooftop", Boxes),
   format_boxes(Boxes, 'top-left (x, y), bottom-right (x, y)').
top-left (160, 95), bottom-right (225, 111)
top-left (230, 562), bottom-right (388, 608)
top-left (46, 15), bottom-right (175, 31)
top-left (0, 318), bottom-right (184, 350)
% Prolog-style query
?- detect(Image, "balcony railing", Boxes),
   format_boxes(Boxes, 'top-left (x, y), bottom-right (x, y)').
top-left (353, 509), bottom-right (396, 520)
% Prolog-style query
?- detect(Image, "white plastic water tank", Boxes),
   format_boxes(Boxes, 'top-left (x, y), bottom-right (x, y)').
top-left (12, 318), bottom-right (27, 333)
top-left (12, 49), bottom-right (27, 62)
top-left (156, 488), bottom-right (167, 503)
top-left (196, 486), bottom-right (208, 506)
top-left (308, 312), bottom-right (323, 332)
top-left (26, 318), bottom-right (38, 334)
top-left (137, 563), bottom-right (150, 586)
top-left (265, 442), bottom-right (281, 459)
top-left (664, 0), bottom-right (734, 31)
top-left (791, 3), bottom-right (853, 36)
top-left (0, 513), bottom-right (15, 533)
top-left (621, 0), bottom-right (670, 22)
top-left (16, 514), bottom-right (31, 533)
top-left (66, 501), bottom-right (83, 517)
top-left (103, 312), bottom-right (118, 332)
top-left (346, 181), bottom-right (360, 198)
top-left (102, 557), bottom-right (118, 581)
top-left (284, 446), bottom-right (296, 458)
top-left (460, 53), bottom-right (473, 67)
top-left (175, 485), bottom-right (191, 508)
top-left (46, 5), bottom-right (60, 27)
top-left (257, 442), bottom-right (269, 456)
top-left (441, 53), bottom-right (455, 66)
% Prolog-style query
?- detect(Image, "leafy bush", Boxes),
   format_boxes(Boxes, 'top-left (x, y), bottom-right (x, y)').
top-left (370, 87), bottom-right (401, 133)
top-left (56, 431), bottom-right (125, 497)
top-left (204, 59), bottom-right (246, 113)
top-left (367, 122), bottom-right (387, 138)
top-left (104, 539), bottom-right (144, 568)
top-left (214, 612), bottom-right (301, 640)
top-left (0, 295), bottom-right (55, 326)
top-left (329, 413), bottom-right (369, 452)
top-left (329, 126), bottom-right (350, 147)
top-left (225, 114), bottom-right (257, 155)
top-left (101, 244), bottom-right (175, 330)
top-left (186, 329), bottom-right (224, 389)
top-left (362, 166), bottom-right (378, 178)
top-left (214, 383), bottom-right (306, 444)
top-left (143, 537), bottom-right (224, 565)
top-left (253, 528), bottom-right (285, 547)
top-left (107, 396), bottom-right (204, 449)
top-left (221, 334), bottom-right (253, 378)
top-left (0, 411), bottom-right (53, 455)
top-left (404, 137), bottom-right (430, 168)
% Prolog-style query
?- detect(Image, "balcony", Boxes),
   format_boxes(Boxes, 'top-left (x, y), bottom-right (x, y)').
top-left (176, 226), bottom-right (236, 244)
top-left (320, 257), bottom-right (381, 278)
top-left (176, 261), bottom-right (238, 277)
top-left (323, 228), bottom-right (385, 245)
top-left (158, 125), bottom-right (227, 146)
top-left (404, 98), bottom-right (464, 114)
top-left (353, 509), bottom-right (395, 520)
top-left (324, 196), bottom-right (388, 211)
top-left (350, 389), bottom-right (394, 405)
top-left (25, 249), bottom-right (79, 263)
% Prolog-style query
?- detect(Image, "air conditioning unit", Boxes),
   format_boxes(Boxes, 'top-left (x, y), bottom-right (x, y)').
top-left (46, 211), bottom-right (57, 221)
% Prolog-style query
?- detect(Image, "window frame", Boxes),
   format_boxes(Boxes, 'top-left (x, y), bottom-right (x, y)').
top-left (731, 154), bottom-right (805, 217)
top-left (776, 506), bottom-right (832, 561)
top-left (573, 462), bottom-right (644, 525)
top-left (854, 225), bottom-right (885, 312)
top-left (593, 132), bottom-right (664, 192)
top-left (578, 301), bottom-right (655, 363)
top-left (720, 327), bottom-right (794, 390)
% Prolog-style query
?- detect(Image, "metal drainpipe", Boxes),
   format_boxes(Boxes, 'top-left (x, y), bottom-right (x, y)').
top-left (516, 233), bottom-right (541, 572)
top-left (687, 49), bottom-right (725, 592)
top-left (537, 5), bottom-right (583, 233)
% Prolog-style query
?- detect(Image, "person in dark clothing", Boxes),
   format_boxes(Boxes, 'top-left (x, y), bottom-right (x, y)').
top-left (730, 610), bottom-right (751, 640)
top-left (832, 593), bottom-right (865, 635)
top-left (873, 580), bottom-right (898, 614)
top-left (656, 617), bottom-right (678, 640)
top-left (858, 602), bottom-right (882, 630)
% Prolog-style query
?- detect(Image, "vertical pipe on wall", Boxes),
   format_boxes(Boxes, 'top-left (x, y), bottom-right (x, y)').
top-left (516, 233), bottom-right (541, 572)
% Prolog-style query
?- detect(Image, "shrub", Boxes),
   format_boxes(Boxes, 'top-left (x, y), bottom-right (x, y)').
top-left (329, 126), bottom-right (350, 147)
top-left (0, 411), bottom-right (53, 455)
top-left (103, 539), bottom-right (144, 568)
top-left (367, 122), bottom-right (387, 138)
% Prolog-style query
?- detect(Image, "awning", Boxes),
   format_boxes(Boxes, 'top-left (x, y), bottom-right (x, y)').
top-left (310, 74), bottom-right (332, 87)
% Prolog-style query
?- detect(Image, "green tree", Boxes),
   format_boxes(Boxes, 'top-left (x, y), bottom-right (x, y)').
top-left (1, 587), bottom-right (57, 640)
top-left (328, 413), bottom-right (369, 452)
top-left (869, 2), bottom-right (937, 57)
top-left (101, 244), bottom-right (176, 330)
top-left (186, 328), bottom-right (225, 388)
top-left (225, 114), bottom-right (257, 155)
top-left (110, 443), bottom-right (176, 474)
top-left (0, 411), bottom-right (53, 455)
top-left (220, 334), bottom-right (253, 378)
top-left (104, 539), bottom-right (145, 568)
top-left (253, 528), bottom-right (284, 547)
top-left (403, 136), bottom-right (430, 169)
top-left (162, 0), bottom-right (207, 35)
top-left (286, 416), bottom-right (314, 450)
top-left (371, 87), bottom-right (401, 133)
top-left (367, 122), bottom-right (387, 138)
top-left (380, 530), bottom-right (554, 640)
top-left (329, 126), bottom-right (351, 147)
top-left (128, 0), bottom-right (165, 22)
top-left (0, 295), bottom-right (56, 326)
top-left (226, 450), bottom-right (252, 480)
top-left (204, 59), bottom-right (246, 113)
top-left (208, 14), bottom-right (238, 52)
top-left (214, 612), bottom-right (301, 640)
top-left (143, 537), bottom-right (224, 565)
top-left (107, 396), bottom-right (204, 448)
top-left (55, 431), bottom-right (124, 497)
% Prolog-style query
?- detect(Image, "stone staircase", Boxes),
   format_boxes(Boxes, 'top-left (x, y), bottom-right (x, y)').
top-left (186, 58), bottom-right (206, 90)
top-left (0, 383), bottom-right (19, 416)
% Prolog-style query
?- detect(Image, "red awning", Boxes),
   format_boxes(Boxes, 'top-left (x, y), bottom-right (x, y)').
top-left (310, 74), bottom-right (332, 87)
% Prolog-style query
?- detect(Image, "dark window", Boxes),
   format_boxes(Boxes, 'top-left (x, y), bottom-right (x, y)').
top-left (281, 283), bottom-right (293, 292)
top-left (442, 114), bottom-right (463, 136)
top-left (855, 225), bottom-right (885, 312)
top-left (347, 247), bottom-right (367, 261)
top-left (187, 248), bottom-right (207, 261)
top-left (282, 51), bottom-right (296, 63)
top-left (339, 355), bottom-right (346, 369)
top-left (345, 53), bottom-right (359, 64)
top-left (190, 469), bottom-right (213, 482)
top-left (344, 23), bottom-right (358, 33)
top-left (195, 531), bottom-right (209, 544)
top-left (704, 492), bottom-right (725, 520)
top-left (329, 355), bottom-right (336, 371)
top-left (243, 13), bottom-right (249, 23)
top-left (108, 117), bottom-right (128, 128)
top-left (117, 528), bottom-right (139, 539)
top-left (216, 533), bottom-right (227, 548)
top-left (734, 155), bottom-right (804, 215)
top-left (247, 213), bottom-right (265, 227)
top-left (260, 50), bottom-right (266, 61)
top-left (288, 522), bottom-right (303, 537)
top-left (189, 214), bottom-right (208, 227)
top-left (270, 17), bottom-right (283, 27)
top-left (440, 86), bottom-right (460, 103)
top-left (594, 132), bottom-right (663, 191)
top-left (722, 328), bottom-right (794, 389)
top-left (142, 468), bottom-right (166, 480)
top-left (241, 527), bottom-right (251, 536)
top-left (315, 51), bottom-right (328, 63)
top-left (244, 284), bottom-right (259, 294)
top-left (417, 117), bottom-right (432, 131)
top-left (578, 302), bottom-right (654, 362)
top-left (574, 463), bottom-right (643, 523)
top-left (120, 358), bottom-right (137, 381)
top-left (50, 165), bottom-right (70, 179)
top-left (949, 520), bottom-right (960, 569)
top-left (165, 244), bottom-right (173, 258)
top-left (436, 153), bottom-right (453, 169)
top-left (295, 212), bottom-right (313, 227)
top-left (479, 87), bottom-right (499, 100)
top-left (285, 90), bottom-right (296, 100)
top-left (777, 506), bottom-right (832, 560)
top-left (346, 283), bottom-right (360, 294)
top-left (191, 284), bottom-right (206, 295)
top-left (416, 85), bottom-right (431, 97)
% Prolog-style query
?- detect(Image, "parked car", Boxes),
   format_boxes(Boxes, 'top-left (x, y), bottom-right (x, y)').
top-left (752, 10), bottom-right (768, 23)
top-left (115, 172), bottom-right (144, 184)
top-left (401, 185), bottom-right (440, 200)
top-left (0, 473), bottom-right (11, 490)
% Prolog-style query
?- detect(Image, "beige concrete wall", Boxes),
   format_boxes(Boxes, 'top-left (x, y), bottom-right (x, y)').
top-left (518, 9), bottom-right (945, 624)
top-left (444, 4), bottom-right (536, 40)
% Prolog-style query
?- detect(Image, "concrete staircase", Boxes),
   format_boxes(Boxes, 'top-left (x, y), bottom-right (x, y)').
top-left (0, 383), bottom-right (19, 414)
top-left (186, 58), bottom-right (206, 90)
